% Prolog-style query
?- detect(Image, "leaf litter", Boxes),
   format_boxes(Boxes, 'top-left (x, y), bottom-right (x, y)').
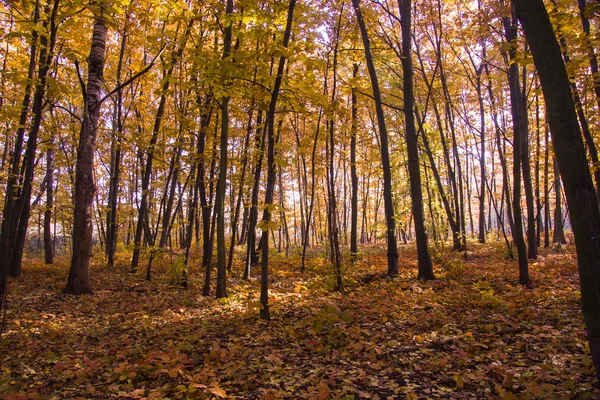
top-left (0, 243), bottom-right (598, 399)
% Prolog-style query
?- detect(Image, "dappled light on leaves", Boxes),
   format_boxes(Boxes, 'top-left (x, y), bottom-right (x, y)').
top-left (0, 245), bottom-right (598, 398)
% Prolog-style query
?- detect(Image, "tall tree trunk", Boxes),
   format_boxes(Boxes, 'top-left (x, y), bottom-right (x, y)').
top-left (513, 0), bottom-right (600, 383)
top-left (215, 0), bottom-right (234, 299)
top-left (106, 19), bottom-right (129, 268)
top-left (520, 67), bottom-right (537, 259)
top-left (352, 0), bottom-right (399, 275)
top-left (504, 14), bottom-right (530, 285)
top-left (131, 19), bottom-right (193, 273)
top-left (0, 0), bottom-right (40, 286)
top-left (300, 109), bottom-right (322, 272)
top-left (244, 110), bottom-right (265, 279)
top-left (44, 131), bottom-right (54, 264)
top-left (259, 0), bottom-right (295, 320)
top-left (8, 0), bottom-right (59, 277)
top-left (326, 4), bottom-right (344, 291)
top-left (350, 64), bottom-right (359, 262)
top-left (64, 9), bottom-right (107, 295)
top-left (544, 120), bottom-right (551, 248)
top-left (399, 0), bottom-right (433, 279)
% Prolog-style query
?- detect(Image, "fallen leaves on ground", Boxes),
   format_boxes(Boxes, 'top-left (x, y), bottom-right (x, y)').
top-left (0, 242), bottom-right (598, 399)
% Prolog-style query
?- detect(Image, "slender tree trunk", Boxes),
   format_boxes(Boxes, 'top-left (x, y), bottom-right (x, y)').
top-left (353, 0), bottom-right (399, 275)
top-left (350, 64), bottom-right (359, 262)
top-left (201, 112), bottom-right (218, 294)
top-left (131, 19), bottom-right (193, 273)
top-left (44, 131), bottom-right (54, 264)
top-left (504, 15), bottom-right (530, 284)
top-left (477, 71), bottom-right (486, 243)
top-left (544, 120), bottom-right (551, 248)
top-left (9, 0), bottom-right (59, 277)
top-left (535, 95), bottom-right (542, 247)
top-left (106, 20), bottom-right (129, 268)
top-left (159, 139), bottom-right (183, 249)
top-left (326, 4), bottom-right (344, 291)
top-left (0, 0), bottom-right (40, 286)
top-left (300, 109), bottom-right (323, 272)
top-left (215, 0), bottom-right (234, 299)
top-left (259, 0), bottom-right (295, 320)
top-left (553, 157), bottom-right (567, 245)
top-left (244, 110), bottom-right (265, 279)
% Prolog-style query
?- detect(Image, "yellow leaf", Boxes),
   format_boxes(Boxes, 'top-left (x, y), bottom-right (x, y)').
top-left (453, 374), bottom-right (464, 389)
top-left (210, 386), bottom-right (227, 398)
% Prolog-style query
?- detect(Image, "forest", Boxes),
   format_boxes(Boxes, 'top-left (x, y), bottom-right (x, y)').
top-left (2, 0), bottom-right (600, 397)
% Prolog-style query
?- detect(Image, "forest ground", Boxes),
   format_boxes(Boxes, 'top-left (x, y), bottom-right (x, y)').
top-left (0, 241), bottom-right (598, 399)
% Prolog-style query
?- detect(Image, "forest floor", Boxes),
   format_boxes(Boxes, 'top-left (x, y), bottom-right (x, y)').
top-left (0, 241), bottom-right (598, 399)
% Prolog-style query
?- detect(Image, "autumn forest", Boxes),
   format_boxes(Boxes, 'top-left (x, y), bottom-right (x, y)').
top-left (2, 0), bottom-right (600, 398)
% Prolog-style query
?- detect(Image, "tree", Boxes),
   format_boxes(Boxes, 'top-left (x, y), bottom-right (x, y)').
top-left (214, 0), bottom-right (235, 299)
top-left (352, 0), bottom-right (399, 275)
top-left (259, 0), bottom-right (296, 320)
top-left (64, 7), bottom-right (108, 295)
top-left (399, 0), bottom-right (433, 280)
top-left (503, 13), bottom-right (529, 285)
top-left (513, 0), bottom-right (600, 384)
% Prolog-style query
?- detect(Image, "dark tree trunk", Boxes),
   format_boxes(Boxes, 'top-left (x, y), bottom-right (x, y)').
top-left (399, 0), bottom-right (433, 279)
top-left (131, 19), bottom-right (193, 273)
top-left (159, 139), bottom-right (183, 249)
top-left (244, 110), bottom-right (265, 279)
top-left (64, 10), bottom-right (107, 295)
top-left (8, 0), bottom-right (59, 278)
top-left (227, 101), bottom-right (254, 273)
top-left (106, 20), bottom-right (128, 268)
top-left (215, 0), bottom-right (234, 299)
top-left (350, 63), bottom-right (359, 261)
top-left (326, 4), bottom-right (344, 291)
top-left (513, 0), bottom-right (600, 384)
top-left (544, 121), bottom-right (551, 248)
top-left (352, 0), bottom-right (399, 275)
top-left (0, 0), bottom-right (40, 288)
top-left (504, 15), bottom-right (529, 285)
top-left (553, 10), bottom-right (600, 201)
top-left (578, 0), bottom-right (600, 113)
top-left (44, 132), bottom-right (54, 264)
top-left (259, 0), bottom-right (295, 320)
top-left (300, 109), bottom-right (322, 272)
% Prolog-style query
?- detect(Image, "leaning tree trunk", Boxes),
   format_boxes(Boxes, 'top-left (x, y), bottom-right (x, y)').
top-left (259, 0), bottom-right (296, 320)
top-left (64, 12), bottom-right (108, 295)
top-left (8, 0), bottom-right (58, 278)
top-left (0, 1), bottom-right (40, 285)
top-left (513, 0), bottom-right (600, 384)
top-left (352, 0), bottom-right (399, 275)
top-left (504, 14), bottom-right (530, 285)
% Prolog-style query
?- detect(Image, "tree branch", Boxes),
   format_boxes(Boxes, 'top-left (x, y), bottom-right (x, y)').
top-left (99, 43), bottom-right (167, 105)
